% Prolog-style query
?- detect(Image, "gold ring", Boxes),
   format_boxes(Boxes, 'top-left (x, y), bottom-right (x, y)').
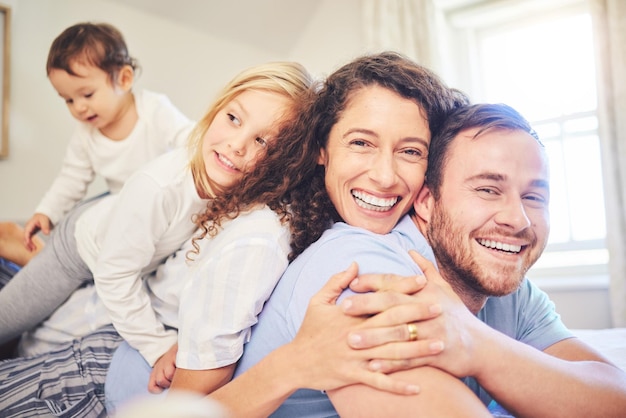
top-left (407, 323), bottom-right (418, 341)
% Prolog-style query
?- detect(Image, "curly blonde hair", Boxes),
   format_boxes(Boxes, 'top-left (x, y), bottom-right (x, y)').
top-left (188, 61), bottom-right (315, 259)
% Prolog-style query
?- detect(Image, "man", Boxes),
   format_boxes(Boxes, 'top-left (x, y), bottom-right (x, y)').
top-left (225, 103), bottom-right (626, 417)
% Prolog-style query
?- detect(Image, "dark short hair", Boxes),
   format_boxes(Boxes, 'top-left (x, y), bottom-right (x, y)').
top-left (46, 22), bottom-right (138, 82)
top-left (426, 103), bottom-right (541, 198)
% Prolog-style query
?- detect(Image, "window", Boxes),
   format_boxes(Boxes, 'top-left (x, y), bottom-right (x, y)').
top-left (439, 0), bottom-right (608, 281)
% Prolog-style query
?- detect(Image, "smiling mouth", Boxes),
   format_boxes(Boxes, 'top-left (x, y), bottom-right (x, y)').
top-left (477, 238), bottom-right (523, 254)
top-left (352, 190), bottom-right (399, 212)
top-left (217, 153), bottom-right (238, 171)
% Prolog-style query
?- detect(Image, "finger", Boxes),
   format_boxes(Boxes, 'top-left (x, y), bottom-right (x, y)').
top-left (408, 251), bottom-right (439, 280)
top-left (155, 373), bottom-right (172, 390)
top-left (23, 225), bottom-right (36, 247)
top-left (164, 362), bottom-right (176, 381)
top-left (148, 372), bottom-right (164, 393)
top-left (347, 329), bottom-right (445, 361)
top-left (311, 262), bottom-right (359, 305)
top-left (149, 365), bottom-right (172, 390)
top-left (41, 219), bottom-right (51, 236)
top-left (148, 384), bottom-right (164, 393)
top-left (409, 251), bottom-right (459, 298)
top-left (349, 328), bottom-right (444, 355)
top-left (349, 313), bottom-right (440, 349)
top-left (361, 303), bottom-right (443, 329)
top-left (148, 383), bottom-right (163, 393)
top-left (369, 357), bottom-right (429, 374)
top-left (341, 369), bottom-right (421, 395)
top-left (342, 291), bottom-right (436, 318)
top-left (350, 273), bottom-right (425, 294)
top-left (348, 324), bottom-right (410, 349)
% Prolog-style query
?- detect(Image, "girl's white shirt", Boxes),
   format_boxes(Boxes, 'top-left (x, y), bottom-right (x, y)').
top-left (20, 204), bottom-right (291, 373)
top-left (75, 147), bottom-right (207, 365)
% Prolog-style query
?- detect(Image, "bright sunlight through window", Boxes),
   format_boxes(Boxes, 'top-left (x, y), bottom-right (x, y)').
top-left (476, 12), bottom-right (608, 277)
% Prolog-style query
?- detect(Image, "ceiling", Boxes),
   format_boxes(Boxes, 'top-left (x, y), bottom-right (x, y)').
top-left (105, 0), bottom-right (322, 55)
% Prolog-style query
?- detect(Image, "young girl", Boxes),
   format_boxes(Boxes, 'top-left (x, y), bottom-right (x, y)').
top-left (0, 60), bottom-right (314, 370)
top-left (0, 22), bottom-right (193, 264)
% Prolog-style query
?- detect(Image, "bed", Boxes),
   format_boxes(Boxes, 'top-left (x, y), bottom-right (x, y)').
top-left (572, 328), bottom-right (626, 370)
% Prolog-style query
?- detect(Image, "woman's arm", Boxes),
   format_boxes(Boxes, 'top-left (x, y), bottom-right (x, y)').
top-left (208, 264), bottom-right (430, 417)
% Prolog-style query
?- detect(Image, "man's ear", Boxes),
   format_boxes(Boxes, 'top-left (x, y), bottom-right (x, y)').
top-left (414, 185), bottom-right (434, 223)
top-left (116, 65), bottom-right (135, 92)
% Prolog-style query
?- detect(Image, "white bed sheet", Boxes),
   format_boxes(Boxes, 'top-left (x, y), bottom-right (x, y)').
top-left (572, 328), bottom-right (626, 370)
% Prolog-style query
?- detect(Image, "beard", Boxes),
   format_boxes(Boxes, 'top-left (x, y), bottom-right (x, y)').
top-left (426, 201), bottom-right (536, 298)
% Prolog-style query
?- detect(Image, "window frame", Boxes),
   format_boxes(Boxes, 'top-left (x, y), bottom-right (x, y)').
top-left (436, 0), bottom-right (609, 281)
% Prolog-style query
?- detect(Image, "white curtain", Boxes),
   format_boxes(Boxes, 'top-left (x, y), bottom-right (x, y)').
top-left (362, 0), bottom-right (626, 326)
top-left (361, 0), bottom-right (440, 71)
top-left (590, 0), bottom-right (626, 327)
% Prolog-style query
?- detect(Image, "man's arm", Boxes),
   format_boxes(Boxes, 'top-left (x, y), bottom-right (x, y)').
top-left (329, 367), bottom-right (491, 417)
top-left (475, 334), bottom-right (626, 418)
top-left (337, 252), bottom-right (626, 418)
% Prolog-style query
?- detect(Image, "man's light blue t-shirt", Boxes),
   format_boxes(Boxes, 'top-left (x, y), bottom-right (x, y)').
top-left (234, 215), bottom-right (573, 417)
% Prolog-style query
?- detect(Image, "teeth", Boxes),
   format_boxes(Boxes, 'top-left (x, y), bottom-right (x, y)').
top-left (352, 190), bottom-right (398, 212)
top-left (478, 239), bottom-right (522, 253)
top-left (218, 154), bottom-right (236, 170)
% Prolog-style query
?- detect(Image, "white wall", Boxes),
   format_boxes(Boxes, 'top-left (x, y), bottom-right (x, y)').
top-left (0, 0), bottom-right (365, 221)
top-left (0, 0), bottom-right (609, 329)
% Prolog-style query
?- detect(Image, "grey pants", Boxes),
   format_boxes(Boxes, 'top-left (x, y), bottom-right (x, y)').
top-left (0, 197), bottom-right (103, 345)
top-left (0, 324), bottom-right (122, 417)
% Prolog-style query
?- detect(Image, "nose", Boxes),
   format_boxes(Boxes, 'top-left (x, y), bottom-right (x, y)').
top-left (228, 134), bottom-right (249, 156)
top-left (72, 98), bottom-right (88, 114)
top-left (368, 152), bottom-right (397, 188)
top-left (494, 196), bottom-right (532, 231)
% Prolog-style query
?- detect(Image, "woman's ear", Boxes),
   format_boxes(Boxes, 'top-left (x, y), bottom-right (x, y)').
top-left (116, 65), bottom-right (135, 92)
top-left (414, 185), bottom-right (434, 223)
top-left (317, 147), bottom-right (327, 165)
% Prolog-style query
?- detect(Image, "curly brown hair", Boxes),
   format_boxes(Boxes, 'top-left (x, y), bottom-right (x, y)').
top-left (195, 51), bottom-right (469, 261)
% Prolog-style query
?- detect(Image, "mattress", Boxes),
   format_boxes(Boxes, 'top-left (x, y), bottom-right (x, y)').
top-left (572, 328), bottom-right (626, 370)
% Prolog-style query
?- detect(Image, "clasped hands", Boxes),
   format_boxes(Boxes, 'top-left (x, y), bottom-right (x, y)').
top-left (294, 250), bottom-right (484, 396)
top-left (148, 251), bottom-right (486, 396)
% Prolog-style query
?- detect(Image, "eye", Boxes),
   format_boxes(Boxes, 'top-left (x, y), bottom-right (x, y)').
top-left (476, 187), bottom-right (499, 196)
top-left (256, 137), bottom-right (268, 148)
top-left (403, 148), bottom-right (423, 156)
top-left (84, 92), bottom-right (94, 99)
top-left (523, 193), bottom-right (549, 208)
top-left (228, 113), bottom-right (242, 126)
top-left (65, 98), bottom-right (74, 104)
top-left (399, 147), bottom-right (427, 160)
top-left (349, 139), bottom-right (369, 147)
